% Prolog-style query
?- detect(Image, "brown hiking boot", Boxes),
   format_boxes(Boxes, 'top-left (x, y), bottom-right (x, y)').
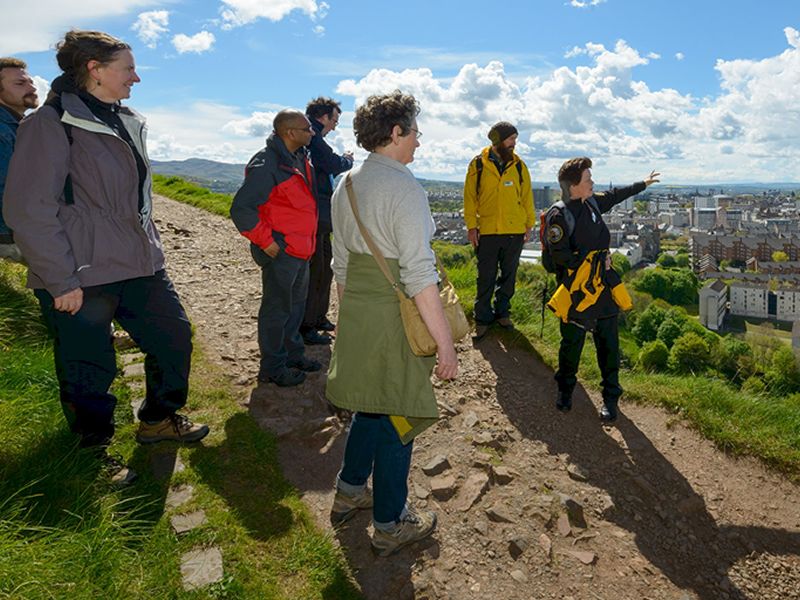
top-left (330, 486), bottom-right (374, 525)
top-left (496, 317), bottom-right (514, 329)
top-left (136, 414), bottom-right (210, 444)
top-left (371, 508), bottom-right (437, 557)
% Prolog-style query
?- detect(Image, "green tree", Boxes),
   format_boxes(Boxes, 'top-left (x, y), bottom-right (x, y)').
top-left (632, 268), bottom-right (700, 305)
top-left (714, 336), bottom-right (753, 383)
top-left (675, 254), bottom-right (690, 268)
top-left (657, 253), bottom-right (676, 268)
top-left (634, 200), bottom-right (648, 214)
top-left (638, 339), bottom-right (669, 371)
top-left (741, 375), bottom-right (767, 395)
top-left (668, 332), bottom-right (711, 373)
top-left (632, 304), bottom-right (667, 344)
top-left (765, 346), bottom-right (800, 394)
top-left (656, 318), bottom-right (684, 348)
top-left (611, 252), bottom-right (631, 275)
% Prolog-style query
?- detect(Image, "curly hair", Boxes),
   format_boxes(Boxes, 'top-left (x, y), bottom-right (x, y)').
top-left (306, 96), bottom-right (341, 120)
top-left (56, 30), bottom-right (131, 90)
top-left (352, 91), bottom-right (419, 152)
top-left (558, 156), bottom-right (593, 186)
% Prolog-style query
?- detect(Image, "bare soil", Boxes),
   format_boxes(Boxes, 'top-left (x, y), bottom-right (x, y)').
top-left (154, 194), bottom-right (800, 600)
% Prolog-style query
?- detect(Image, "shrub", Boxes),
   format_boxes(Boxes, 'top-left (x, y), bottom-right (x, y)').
top-left (714, 336), bottom-right (753, 382)
top-left (656, 318), bottom-right (683, 348)
top-left (611, 252), bottom-right (631, 275)
top-left (638, 339), bottom-right (669, 372)
top-left (741, 375), bottom-right (767, 395)
top-left (668, 332), bottom-right (710, 374)
top-left (656, 253), bottom-right (676, 268)
top-left (632, 304), bottom-right (667, 344)
top-left (764, 346), bottom-right (800, 394)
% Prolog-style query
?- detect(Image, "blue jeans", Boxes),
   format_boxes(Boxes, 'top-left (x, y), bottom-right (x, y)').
top-left (338, 412), bottom-right (413, 527)
top-left (253, 247), bottom-right (309, 377)
top-left (35, 269), bottom-right (192, 447)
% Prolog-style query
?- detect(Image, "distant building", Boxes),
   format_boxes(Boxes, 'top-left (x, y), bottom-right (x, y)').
top-left (729, 281), bottom-right (800, 322)
top-left (692, 208), bottom-right (717, 230)
top-left (699, 279), bottom-right (727, 331)
top-left (533, 186), bottom-right (554, 211)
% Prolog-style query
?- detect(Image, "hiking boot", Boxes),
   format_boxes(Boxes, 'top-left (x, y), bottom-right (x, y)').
top-left (287, 356), bottom-right (322, 372)
top-left (496, 317), bottom-right (514, 330)
top-left (371, 508), bottom-right (437, 557)
top-left (317, 318), bottom-right (336, 332)
top-left (556, 393), bottom-right (572, 413)
top-left (473, 324), bottom-right (490, 341)
top-left (258, 367), bottom-right (306, 387)
top-left (330, 486), bottom-right (374, 525)
top-left (136, 414), bottom-right (210, 444)
top-left (303, 330), bottom-right (332, 346)
top-left (600, 402), bottom-right (619, 423)
top-left (101, 452), bottom-right (138, 487)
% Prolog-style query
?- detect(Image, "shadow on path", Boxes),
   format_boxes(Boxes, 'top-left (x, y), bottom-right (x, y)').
top-left (477, 331), bottom-right (800, 600)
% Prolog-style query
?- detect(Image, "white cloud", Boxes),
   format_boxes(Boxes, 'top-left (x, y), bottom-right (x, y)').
top-left (220, 0), bottom-right (322, 29)
top-left (313, 25), bottom-right (325, 37)
top-left (570, 0), bottom-right (606, 7)
top-left (172, 31), bottom-right (216, 54)
top-left (223, 111), bottom-right (277, 137)
top-left (132, 10), bottom-right (170, 49)
top-left (0, 0), bottom-right (157, 54)
top-left (675, 52), bottom-right (685, 61)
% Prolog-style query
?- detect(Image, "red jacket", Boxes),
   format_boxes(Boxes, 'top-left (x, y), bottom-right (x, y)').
top-left (231, 133), bottom-right (317, 260)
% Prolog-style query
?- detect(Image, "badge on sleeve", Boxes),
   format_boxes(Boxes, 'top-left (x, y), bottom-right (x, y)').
top-left (547, 224), bottom-right (564, 244)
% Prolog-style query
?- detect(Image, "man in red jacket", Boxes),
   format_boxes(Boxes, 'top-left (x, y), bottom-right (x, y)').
top-left (231, 109), bottom-right (321, 387)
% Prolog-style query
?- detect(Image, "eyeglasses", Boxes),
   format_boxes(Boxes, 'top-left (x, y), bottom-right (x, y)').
top-left (409, 128), bottom-right (422, 139)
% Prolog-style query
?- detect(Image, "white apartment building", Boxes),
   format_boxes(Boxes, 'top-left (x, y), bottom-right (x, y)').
top-left (699, 279), bottom-right (727, 331)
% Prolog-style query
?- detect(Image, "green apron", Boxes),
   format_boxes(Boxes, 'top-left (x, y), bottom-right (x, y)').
top-left (326, 253), bottom-right (438, 442)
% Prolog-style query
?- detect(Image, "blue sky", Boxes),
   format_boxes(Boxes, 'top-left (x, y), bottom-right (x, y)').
top-left (4, 0), bottom-right (800, 183)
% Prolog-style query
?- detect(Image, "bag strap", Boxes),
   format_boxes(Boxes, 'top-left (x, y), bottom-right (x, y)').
top-left (344, 173), bottom-right (449, 299)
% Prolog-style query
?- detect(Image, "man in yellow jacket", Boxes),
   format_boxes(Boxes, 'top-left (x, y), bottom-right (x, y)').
top-left (463, 121), bottom-right (535, 338)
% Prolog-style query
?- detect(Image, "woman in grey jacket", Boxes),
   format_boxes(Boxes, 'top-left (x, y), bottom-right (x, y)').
top-left (3, 30), bottom-right (208, 485)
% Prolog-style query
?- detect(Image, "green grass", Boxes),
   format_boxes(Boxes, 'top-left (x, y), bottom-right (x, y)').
top-left (438, 244), bottom-right (800, 478)
top-left (0, 261), bottom-right (360, 599)
top-left (153, 174), bottom-right (234, 218)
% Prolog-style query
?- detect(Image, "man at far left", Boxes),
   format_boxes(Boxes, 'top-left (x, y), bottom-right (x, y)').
top-left (0, 57), bottom-right (39, 263)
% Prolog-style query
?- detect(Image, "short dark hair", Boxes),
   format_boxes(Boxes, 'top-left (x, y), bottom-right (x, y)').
top-left (273, 109), bottom-right (307, 136)
top-left (306, 96), bottom-right (341, 120)
top-left (558, 157), bottom-right (593, 186)
top-left (352, 91), bottom-right (419, 152)
top-left (0, 57), bottom-right (27, 91)
top-left (55, 30), bottom-right (131, 90)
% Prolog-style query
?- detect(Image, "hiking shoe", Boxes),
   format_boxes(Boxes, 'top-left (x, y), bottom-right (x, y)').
top-left (556, 393), bottom-right (572, 413)
top-left (330, 486), bottom-right (374, 525)
top-left (136, 414), bottom-right (210, 444)
top-left (371, 508), bottom-right (437, 557)
top-left (287, 356), bottom-right (322, 372)
top-left (496, 317), bottom-right (514, 330)
top-left (317, 318), bottom-right (336, 332)
top-left (258, 367), bottom-right (307, 387)
top-left (101, 452), bottom-right (138, 487)
top-left (473, 324), bottom-right (490, 341)
top-left (303, 330), bottom-right (332, 345)
top-left (600, 403), bottom-right (619, 423)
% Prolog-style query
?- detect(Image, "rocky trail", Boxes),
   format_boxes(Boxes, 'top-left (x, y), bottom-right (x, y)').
top-left (154, 194), bottom-right (800, 600)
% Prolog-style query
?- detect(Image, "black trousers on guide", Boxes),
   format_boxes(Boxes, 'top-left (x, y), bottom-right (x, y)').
top-left (554, 315), bottom-right (621, 405)
top-left (35, 270), bottom-right (192, 447)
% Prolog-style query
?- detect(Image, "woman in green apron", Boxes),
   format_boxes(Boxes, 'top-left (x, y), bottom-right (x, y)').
top-left (326, 91), bottom-right (458, 557)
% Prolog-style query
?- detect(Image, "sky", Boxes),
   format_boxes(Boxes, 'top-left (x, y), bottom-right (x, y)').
top-left (3, 0), bottom-right (800, 184)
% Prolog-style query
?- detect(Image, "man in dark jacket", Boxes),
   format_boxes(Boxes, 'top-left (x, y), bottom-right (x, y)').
top-left (231, 109), bottom-right (321, 387)
top-left (549, 157), bottom-right (659, 422)
top-left (0, 57), bottom-right (38, 262)
top-left (300, 96), bottom-right (353, 345)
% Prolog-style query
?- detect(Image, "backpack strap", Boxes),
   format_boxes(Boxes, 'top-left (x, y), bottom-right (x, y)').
top-left (474, 155), bottom-right (483, 196)
top-left (45, 97), bottom-right (75, 205)
top-left (515, 160), bottom-right (523, 186)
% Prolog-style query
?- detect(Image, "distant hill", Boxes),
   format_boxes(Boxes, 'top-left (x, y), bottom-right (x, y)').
top-left (151, 159), bottom-right (246, 194)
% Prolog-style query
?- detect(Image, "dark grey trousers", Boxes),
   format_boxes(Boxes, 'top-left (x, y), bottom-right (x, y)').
top-left (474, 233), bottom-right (525, 325)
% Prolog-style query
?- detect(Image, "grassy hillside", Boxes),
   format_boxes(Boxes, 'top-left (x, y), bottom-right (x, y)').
top-left (0, 261), bottom-right (359, 599)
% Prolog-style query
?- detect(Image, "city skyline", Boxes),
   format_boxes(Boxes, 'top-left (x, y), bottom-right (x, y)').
top-left (4, 0), bottom-right (800, 183)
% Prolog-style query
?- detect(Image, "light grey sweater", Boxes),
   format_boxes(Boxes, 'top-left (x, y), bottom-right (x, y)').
top-left (331, 152), bottom-right (438, 298)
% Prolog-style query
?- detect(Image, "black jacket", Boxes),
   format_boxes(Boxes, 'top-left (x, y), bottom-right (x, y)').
top-left (549, 181), bottom-right (646, 317)
top-left (306, 118), bottom-right (353, 228)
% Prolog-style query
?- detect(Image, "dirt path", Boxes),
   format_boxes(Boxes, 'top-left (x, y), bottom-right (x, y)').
top-left (154, 194), bottom-right (800, 600)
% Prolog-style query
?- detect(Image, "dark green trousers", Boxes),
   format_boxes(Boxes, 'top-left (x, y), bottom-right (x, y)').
top-left (554, 315), bottom-right (621, 404)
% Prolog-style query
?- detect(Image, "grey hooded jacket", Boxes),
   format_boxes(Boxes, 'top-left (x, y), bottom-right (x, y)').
top-left (2, 92), bottom-right (164, 297)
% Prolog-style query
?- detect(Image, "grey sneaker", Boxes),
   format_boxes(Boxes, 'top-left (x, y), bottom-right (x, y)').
top-left (371, 508), bottom-right (437, 557)
top-left (330, 486), bottom-right (373, 525)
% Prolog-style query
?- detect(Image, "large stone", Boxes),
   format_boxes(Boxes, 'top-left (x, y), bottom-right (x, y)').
top-left (557, 513), bottom-right (572, 537)
top-left (509, 569), bottom-right (528, 583)
top-left (430, 475), bottom-right (457, 501)
top-left (471, 431), bottom-right (505, 451)
top-left (171, 510), bottom-right (208, 535)
top-left (485, 503), bottom-right (516, 523)
top-left (166, 484), bottom-right (194, 509)
top-left (560, 495), bottom-right (587, 529)
top-left (491, 466), bottom-right (516, 485)
top-left (564, 550), bottom-right (596, 565)
top-left (508, 535), bottom-right (529, 560)
top-left (422, 454), bottom-right (451, 476)
top-left (181, 547), bottom-right (223, 590)
top-left (123, 362), bottom-right (145, 378)
top-left (538, 533), bottom-right (552, 559)
top-left (462, 411), bottom-right (479, 429)
top-left (453, 472), bottom-right (490, 512)
top-left (566, 464), bottom-right (589, 482)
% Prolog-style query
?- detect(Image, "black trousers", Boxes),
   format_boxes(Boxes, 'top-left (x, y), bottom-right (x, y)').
top-left (301, 225), bottom-right (333, 331)
top-left (35, 270), bottom-right (192, 447)
top-left (474, 233), bottom-right (525, 325)
top-left (554, 315), bottom-right (622, 404)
